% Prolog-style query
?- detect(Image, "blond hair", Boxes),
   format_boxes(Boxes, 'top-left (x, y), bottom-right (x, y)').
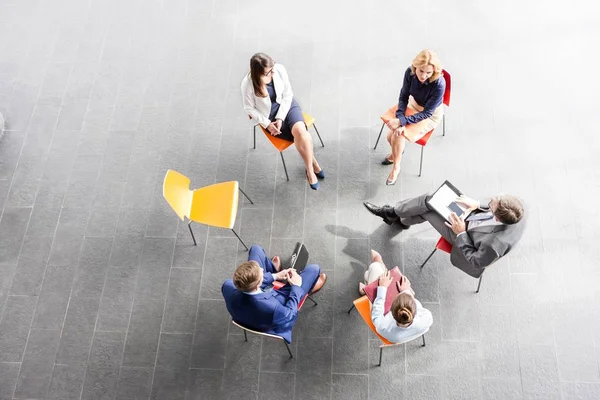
top-left (233, 261), bottom-right (262, 292)
top-left (410, 49), bottom-right (443, 82)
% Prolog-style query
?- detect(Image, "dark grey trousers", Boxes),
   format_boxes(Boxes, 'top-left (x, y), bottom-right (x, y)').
top-left (393, 193), bottom-right (457, 244)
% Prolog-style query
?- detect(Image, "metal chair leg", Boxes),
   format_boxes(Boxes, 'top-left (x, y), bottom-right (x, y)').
top-left (422, 334), bottom-right (426, 347)
top-left (283, 341), bottom-right (293, 359)
top-left (188, 221), bottom-right (197, 246)
top-left (418, 146), bottom-right (424, 177)
top-left (442, 114), bottom-right (446, 136)
top-left (347, 304), bottom-right (356, 314)
top-left (420, 248), bottom-right (437, 268)
top-left (476, 274), bottom-right (483, 293)
top-left (313, 123), bottom-right (324, 147)
top-left (231, 229), bottom-right (249, 251)
top-left (374, 122), bottom-right (385, 150)
top-left (253, 126), bottom-right (256, 149)
top-left (238, 188), bottom-right (254, 204)
top-left (280, 152), bottom-right (289, 181)
top-left (243, 330), bottom-right (248, 342)
top-left (378, 347), bottom-right (383, 366)
top-left (306, 295), bottom-right (318, 306)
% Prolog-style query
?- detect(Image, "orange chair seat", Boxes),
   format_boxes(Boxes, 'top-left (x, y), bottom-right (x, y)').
top-left (258, 111), bottom-right (315, 152)
top-left (259, 125), bottom-right (294, 152)
top-left (380, 105), bottom-right (435, 147)
top-left (354, 295), bottom-right (394, 345)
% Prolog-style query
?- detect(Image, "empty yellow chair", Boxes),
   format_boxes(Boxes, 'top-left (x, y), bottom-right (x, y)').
top-left (162, 169), bottom-right (253, 250)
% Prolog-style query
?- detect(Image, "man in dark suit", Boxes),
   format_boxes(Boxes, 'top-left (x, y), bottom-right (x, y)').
top-left (363, 193), bottom-right (525, 278)
top-left (222, 245), bottom-right (326, 343)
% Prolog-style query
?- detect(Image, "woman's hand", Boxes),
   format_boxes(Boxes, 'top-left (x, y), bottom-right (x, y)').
top-left (378, 270), bottom-right (393, 288)
top-left (267, 122), bottom-right (281, 136)
top-left (386, 118), bottom-right (401, 131)
top-left (394, 126), bottom-right (405, 137)
top-left (273, 119), bottom-right (283, 132)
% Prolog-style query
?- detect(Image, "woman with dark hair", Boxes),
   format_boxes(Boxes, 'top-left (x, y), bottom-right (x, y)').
top-left (241, 53), bottom-right (324, 190)
top-left (362, 250), bottom-right (433, 343)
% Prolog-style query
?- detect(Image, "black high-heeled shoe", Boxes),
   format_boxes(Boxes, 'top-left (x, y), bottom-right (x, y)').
top-left (315, 169), bottom-right (325, 179)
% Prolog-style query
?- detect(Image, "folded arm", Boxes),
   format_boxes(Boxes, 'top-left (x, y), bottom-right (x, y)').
top-left (454, 233), bottom-right (499, 269)
top-left (272, 285), bottom-right (304, 326)
top-left (242, 80), bottom-right (272, 129)
top-left (371, 286), bottom-right (388, 330)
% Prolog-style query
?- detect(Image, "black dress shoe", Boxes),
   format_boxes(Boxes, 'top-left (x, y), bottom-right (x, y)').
top-left (363, 202), bottom-right (398, 225)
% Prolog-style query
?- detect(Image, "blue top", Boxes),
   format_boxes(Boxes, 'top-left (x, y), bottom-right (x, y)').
top-left (266, 81), bottom-right (280, 121)
top-left (395, 67), bottom-right (445, 127)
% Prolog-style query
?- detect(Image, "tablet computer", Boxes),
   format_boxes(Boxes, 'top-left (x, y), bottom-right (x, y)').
top-left (426, 180), bottom-right (472, 222)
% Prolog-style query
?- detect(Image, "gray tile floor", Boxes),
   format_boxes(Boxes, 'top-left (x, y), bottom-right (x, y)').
top-left (1, 0), bottom-right (600, 399)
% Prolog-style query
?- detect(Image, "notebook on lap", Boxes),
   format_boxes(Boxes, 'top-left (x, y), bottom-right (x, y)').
top-left (362, 267), bottom-right (410, 315)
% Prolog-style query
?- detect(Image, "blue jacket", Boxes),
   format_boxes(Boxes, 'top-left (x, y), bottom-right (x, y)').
top-left (222, 277), bottom-right (305, 343)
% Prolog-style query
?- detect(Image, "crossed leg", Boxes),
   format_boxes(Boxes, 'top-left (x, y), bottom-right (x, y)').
top-left (291, 121), bottom-right (321, 185)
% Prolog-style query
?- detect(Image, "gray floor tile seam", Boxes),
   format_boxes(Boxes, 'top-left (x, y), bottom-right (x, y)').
top-left (147, 239), bottom-right (179, 394)
top-left (75, 231), bottom-right (122, 400)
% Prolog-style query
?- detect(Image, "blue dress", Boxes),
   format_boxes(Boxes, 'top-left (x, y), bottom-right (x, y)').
top-left (266, 81), bottom-right (304, 142)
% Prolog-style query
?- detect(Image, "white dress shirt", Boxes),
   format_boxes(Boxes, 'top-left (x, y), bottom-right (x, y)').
top-left (371, 287), bottom-right (433, 344)
top-left (241, 63), bottom-right (294, 129)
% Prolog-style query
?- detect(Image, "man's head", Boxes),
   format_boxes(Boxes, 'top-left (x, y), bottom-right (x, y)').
top-left (390, 292), bottom-right (417, 327)
top-left (490, 195), bottom-right (524, 225)
top-left (233, 261), bottom-right (263, 292)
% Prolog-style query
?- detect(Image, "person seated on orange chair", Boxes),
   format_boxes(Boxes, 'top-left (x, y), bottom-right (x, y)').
top-left (241, 53), bottom-right (324, 190)
top-left (382, 49), bottom-right (446, 185)
top-left (222, 245), bottom-right (326, 343)
top-left (360, 250), bottom-right (433, 343)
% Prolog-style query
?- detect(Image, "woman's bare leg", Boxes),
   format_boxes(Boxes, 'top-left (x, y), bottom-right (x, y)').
top-left (291, 122), bottom-right (319, 184)
top-left (388, 132), bottom-right (407, 181)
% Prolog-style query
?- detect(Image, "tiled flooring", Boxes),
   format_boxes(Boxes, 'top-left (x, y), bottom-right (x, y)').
top-left (1, 0), bottom-right (600, 399)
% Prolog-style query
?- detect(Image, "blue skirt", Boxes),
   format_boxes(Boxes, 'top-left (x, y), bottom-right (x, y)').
top-left (275, 98), bottom-right (305, 142)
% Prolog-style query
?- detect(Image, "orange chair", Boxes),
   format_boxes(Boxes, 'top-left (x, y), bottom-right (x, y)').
top-left (348, 295), bottom-right (426, 366)
top-left (420, 236), bottom-right (485, 293)
top-left (251, 112), bottom-right (324, 181)
top-left (374, 70), bottom-right (452, 177)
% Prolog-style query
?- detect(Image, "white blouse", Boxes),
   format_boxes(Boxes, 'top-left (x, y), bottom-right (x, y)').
top-left (241, 63), bottom-right (294, 129)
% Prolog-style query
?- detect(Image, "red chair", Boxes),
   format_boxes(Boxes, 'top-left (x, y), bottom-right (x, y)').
top-left (374, 69), bottom-right (452, 177)
top-left (420, 236), bottom-right (485, 293)
top-left (251, 113), bottom-right (324, 181)
top-left (231, 280), bottom-right (317, 359)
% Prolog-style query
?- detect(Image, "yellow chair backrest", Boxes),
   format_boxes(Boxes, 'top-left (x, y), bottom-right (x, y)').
top-left (189, 181), bottom-right (239, 229)
top-left (354, 295), bottom-right (394, 346)
top-left (163, 170), bottom-right (193, 221)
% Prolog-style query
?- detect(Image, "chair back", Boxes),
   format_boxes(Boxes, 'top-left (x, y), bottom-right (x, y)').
top-left (435, 236), bottom-right (453, 253)
top-left (442, 69), bottom-right (451, 107)
top-left (163, 169), bottom-right (193, 220)
top-left (260, 125), bottom-right (294, 152)
top-left (231, 320), bottom-right (285, 341)
top-left (354, 296), bottom-right (394, 346)
top-left (189, 181), bottom-right (239, 229)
